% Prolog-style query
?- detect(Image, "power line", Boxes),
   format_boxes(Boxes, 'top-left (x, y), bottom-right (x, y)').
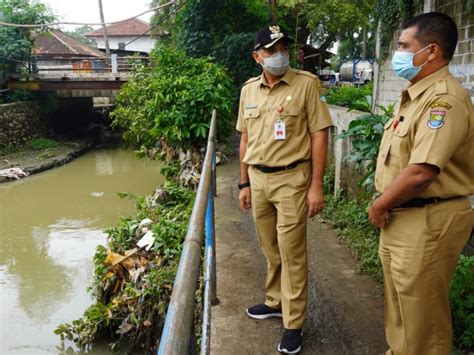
top-left (0, 1), bottom-right (185, 62)
top-left (0, 1), bottom-right (174, 28)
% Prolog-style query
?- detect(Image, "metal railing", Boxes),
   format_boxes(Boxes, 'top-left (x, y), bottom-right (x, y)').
top-left (158, 110), bottom-right (218, 355)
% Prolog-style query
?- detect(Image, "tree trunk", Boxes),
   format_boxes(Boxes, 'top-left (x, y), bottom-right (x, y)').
top-left (98, 0), bottom-right (110, 58)
top-left (268, 0), bottom-right (277, 24)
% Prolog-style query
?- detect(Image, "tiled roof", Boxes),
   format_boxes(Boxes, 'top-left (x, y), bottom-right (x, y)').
top-left (86, 18), bottom-right (151, 37)
top-left (33, 31), bottom-right (102, 57)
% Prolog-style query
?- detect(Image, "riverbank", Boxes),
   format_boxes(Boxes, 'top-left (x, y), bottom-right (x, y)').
top-left (0, 139), bottom-right (93, 183)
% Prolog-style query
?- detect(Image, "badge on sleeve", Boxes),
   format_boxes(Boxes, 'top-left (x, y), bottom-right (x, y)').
top-left (428, 110), bottom-right (446, 129)
top-left (274, 121), bottom-right (286, 140)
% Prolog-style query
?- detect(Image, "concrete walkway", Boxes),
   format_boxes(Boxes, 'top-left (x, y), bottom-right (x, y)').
top-left (211, 158), bottom-right (388, 355)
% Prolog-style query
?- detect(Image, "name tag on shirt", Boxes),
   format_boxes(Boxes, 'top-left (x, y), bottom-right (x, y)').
top-left (274, 121), bottom-right (286, 140)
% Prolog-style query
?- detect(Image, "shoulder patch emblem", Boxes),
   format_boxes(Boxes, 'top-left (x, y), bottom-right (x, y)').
top-left (428, 110), bottom-right (446, 129)
top-left (429, 102), bottom-right (452, 110)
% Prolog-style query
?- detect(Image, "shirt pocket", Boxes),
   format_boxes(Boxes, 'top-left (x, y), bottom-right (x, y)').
top-left (279, 105), bottom-right (300, 134)
top-left (390, 120), bottom-right (410, 163)
top-left (243, 107), bottom-right (261, 140)
top-left (243, 107), bottom-right (261, 120)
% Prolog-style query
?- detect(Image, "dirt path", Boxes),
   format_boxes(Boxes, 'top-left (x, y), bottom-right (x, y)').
top-left (211, 158), bottom-right (387, 355)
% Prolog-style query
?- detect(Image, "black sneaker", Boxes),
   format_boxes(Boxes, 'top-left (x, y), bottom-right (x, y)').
top-left (277, 329), bottom-right (303, 354)
top-left (245, 304), bottom-right (282, 319)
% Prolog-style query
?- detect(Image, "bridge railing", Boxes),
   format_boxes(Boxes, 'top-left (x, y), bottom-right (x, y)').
top-left (158, 110), bottom-right (218, 355)
top-left (28, 55), bottom-right (152, 78)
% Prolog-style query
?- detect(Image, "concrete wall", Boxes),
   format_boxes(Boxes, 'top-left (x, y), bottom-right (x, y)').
top-left (328, 105), bottom-right (365, 196)
top-left (0, 102), bottom-right (48, 148)
top-left (374, 0), bottom-right (474, 108)
top-left (93, 36), bottom-right (156, 53)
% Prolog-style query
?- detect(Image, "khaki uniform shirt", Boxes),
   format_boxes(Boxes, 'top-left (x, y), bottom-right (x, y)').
top-left (375, 66), bottom-right (474, 198)
top-left (236, 68), bottom-right (333, 167)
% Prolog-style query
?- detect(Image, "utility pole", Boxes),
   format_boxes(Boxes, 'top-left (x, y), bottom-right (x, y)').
top-left (268, 0), bottom-right (277, 24)
top-left (98, 0), bottom-right (110, 58)
top-left (361, 27), bottom-right (367, 60)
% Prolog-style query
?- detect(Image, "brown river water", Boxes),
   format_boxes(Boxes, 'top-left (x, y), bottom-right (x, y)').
top-left (0, 147), bottom-right (163, 354)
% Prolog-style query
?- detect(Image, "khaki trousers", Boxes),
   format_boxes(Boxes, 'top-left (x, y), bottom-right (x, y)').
top-left (379, 197), bottom-right (472, 355)
top-left (248, 161), bottom-right (311, 329)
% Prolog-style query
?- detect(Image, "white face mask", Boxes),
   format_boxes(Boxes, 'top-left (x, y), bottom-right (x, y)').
top-left (258, 51), bottom-right (290, 76)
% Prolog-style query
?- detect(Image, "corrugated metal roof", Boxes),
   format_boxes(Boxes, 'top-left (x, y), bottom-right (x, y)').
top-left (33, 31), bottom-right (102, 57)
top-left (86, 18), bottom-right (151, 37)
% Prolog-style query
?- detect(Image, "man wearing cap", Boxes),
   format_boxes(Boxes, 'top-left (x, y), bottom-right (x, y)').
top-left (369, 12), bottom-right (474, 354)
top-left (236, 25), bottom-right (333, 354)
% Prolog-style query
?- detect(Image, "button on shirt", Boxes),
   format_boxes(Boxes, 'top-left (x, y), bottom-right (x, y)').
top-left (236, 68), bottom-right (333, 167)
top-left (375, 66), bottom-right (474, 198)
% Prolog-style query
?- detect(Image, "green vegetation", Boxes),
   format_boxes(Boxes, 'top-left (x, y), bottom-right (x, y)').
top-left (324, 83), bottom-right (373, 112)
top-left (55, 181), bottom-right (195, 352)
top-left (28, 137), bottom-right (59, 150)
top-left (0, 88), bottom-right (34, 104)
top-left (111, 45), bottom-right (233, 149)
top-left (279, 0), bottom-right (376, 52)
top-left (338, 99), bottom-right (394, 190)
top-left (375, 0), bottom-right (423, 58)
top-left (321, 168), bottom-right (382, 280)
top-left (0, 0), bottom-right (54, 84)
top-left (36, 148), bottom-right (56, 159)
top-left (450, 255), bottom-right (474, 350)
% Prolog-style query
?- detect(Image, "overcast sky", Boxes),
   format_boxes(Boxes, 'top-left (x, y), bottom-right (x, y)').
top-left (41, 0), bottom-right (154, 29)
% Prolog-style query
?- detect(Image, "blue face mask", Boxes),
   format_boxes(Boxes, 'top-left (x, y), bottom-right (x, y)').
top-left (391, 44), bottom-right (432, 80)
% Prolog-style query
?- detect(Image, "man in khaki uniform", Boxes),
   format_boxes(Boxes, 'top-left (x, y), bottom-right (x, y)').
top-left (368, 12), bottom-right (474, 355)
top-left (236, 25), bottom-right (332, 354)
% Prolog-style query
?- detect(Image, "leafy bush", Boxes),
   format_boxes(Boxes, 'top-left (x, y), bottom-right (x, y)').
top-left (111, 45), bottom-right (234, 149)
top-left (0, 0), bottom-right (54, 82)
top-left (338, 100), bottom-right (394, 191)
top-left (324, 82), bottom-right (373, 111)
top-left (450, 255), bottom-right (474, 350)
top-left (0, 89), bottom-right (34, 104)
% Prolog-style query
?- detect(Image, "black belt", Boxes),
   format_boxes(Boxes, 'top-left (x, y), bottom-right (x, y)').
top-left (397, 196), bottom-right (463, 208)
top-left (253, 160), bottom-right (307, 174)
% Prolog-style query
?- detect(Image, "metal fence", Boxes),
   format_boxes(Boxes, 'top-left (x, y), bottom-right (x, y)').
top-left (158, 110), bottom-right (218, 355)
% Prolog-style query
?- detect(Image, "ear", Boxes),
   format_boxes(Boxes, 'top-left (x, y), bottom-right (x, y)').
top-left (429, 43), bottom-right (442, 61)
top-left (252, 51), bottom-right (261, 64)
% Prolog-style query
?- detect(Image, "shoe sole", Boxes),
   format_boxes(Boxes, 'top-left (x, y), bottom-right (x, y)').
top-left (277, 344), bottom-right (302, 354)
top-left (245, 309), bottom-right (282, 320)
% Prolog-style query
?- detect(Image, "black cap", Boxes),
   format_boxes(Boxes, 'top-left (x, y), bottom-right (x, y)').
top-left (254, 25), bottom-right (293, 51)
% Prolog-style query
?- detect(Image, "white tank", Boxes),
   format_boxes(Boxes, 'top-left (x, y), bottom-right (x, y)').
top-left (340, 60), bottom-right (373, 83)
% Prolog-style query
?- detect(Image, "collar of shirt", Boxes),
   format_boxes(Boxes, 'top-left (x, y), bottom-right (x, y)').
top-left (259, 67), bottom-right (296, 88)
top-left (404, 65), bottom-right (450, 101)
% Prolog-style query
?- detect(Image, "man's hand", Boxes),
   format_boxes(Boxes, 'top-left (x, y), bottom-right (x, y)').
top-left (307, 186), bottom-right (324, 218)
top-left (368, 199), bottom-right (390, 228)
top-left (239, 187), bottom-right (251, 211)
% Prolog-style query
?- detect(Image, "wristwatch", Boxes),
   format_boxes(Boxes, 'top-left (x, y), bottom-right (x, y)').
top-left (238, 181), bottom-right (251, 190)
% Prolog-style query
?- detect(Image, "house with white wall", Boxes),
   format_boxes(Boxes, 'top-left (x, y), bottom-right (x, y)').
top-left (86, 18), bottom-right (160, 55)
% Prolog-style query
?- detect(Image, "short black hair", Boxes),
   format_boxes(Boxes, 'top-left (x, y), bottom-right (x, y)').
top-left (402, 12), bottom-right (458, 60)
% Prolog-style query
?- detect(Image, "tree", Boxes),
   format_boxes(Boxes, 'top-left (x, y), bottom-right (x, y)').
top-left (0, 0), bottom-right (54, 83)
top-left (279, 0), bottom-right (376, 51)
top-left (173, 0), bottom-right (268, 58)
top-left (65, 25), bottom-right (95, 46)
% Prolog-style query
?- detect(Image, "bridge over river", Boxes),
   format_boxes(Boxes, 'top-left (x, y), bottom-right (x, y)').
top-left (7, 54), bottom-right (146, 98)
